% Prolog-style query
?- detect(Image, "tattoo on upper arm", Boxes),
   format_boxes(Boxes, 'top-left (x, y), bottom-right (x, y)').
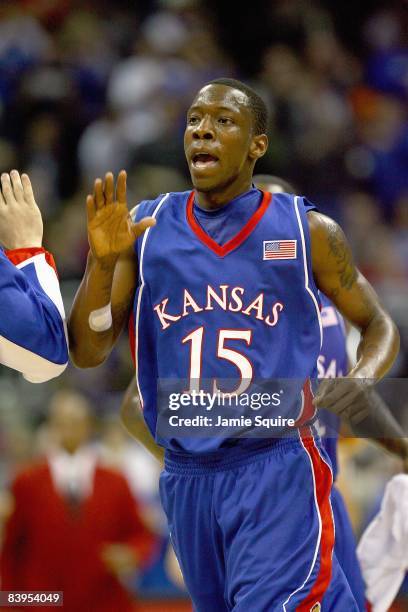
top-left (327, 223), bottom-right (357, 290)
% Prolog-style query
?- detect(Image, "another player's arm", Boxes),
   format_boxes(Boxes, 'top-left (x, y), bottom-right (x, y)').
top-left (68, 171), bottom-right (155, 368)
top-left (340, 348), bottom-right (408, 470)
top-left (0, 171), bottom-right (68, 382)
top-left (309, 212), bottom-right (400, 420)
top-left (120, 379), bottom-right (164, 464)
top-left (349, 393), bottom-right (408, 471)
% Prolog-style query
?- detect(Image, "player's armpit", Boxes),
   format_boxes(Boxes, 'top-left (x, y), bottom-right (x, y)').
top-left (68, 246), bottom-right (137, 368)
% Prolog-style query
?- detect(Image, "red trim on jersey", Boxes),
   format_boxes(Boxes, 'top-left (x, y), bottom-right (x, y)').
top-left (294, 378), bottom-right (317, 427)
top-left (186, 190), bottom-right (272, 257)
top-left (128, 311), bottom-right (136, 366)
top-left (297, 427), bottom-right (335, 611)
top-left (5, 247), bottom-right (58, 276)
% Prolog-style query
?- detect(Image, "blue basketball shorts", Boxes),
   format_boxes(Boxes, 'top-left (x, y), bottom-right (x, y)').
top-left (331, 485), bottom-right (367, 610)
top-left (159, 429), bottom-right (359, 611)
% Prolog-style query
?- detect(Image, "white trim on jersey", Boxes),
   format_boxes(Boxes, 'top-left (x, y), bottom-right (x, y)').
top-left (130, 204), bottom-right (139, 220)
top-left (0, 334), bottom-right (67, 383)
top-left (293, 196), bottom-right (323, 349)
top-left (17, 253), bottom-right (66, 321)
top-left (135, 194), bottom-right (170, 408)
top-left (1, 252), bottom-right (68, 382)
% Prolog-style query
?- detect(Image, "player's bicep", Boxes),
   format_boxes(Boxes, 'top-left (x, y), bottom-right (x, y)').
top-left (309, 212), bottom-right (383, 330)
top-left (111, 246), bottom-right (138, 340)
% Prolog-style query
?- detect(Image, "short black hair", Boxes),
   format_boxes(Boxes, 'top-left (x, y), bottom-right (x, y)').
top-left (205, 78), bottom-right (268, 135)
top-left (253, 174), bottom-right (297, 193)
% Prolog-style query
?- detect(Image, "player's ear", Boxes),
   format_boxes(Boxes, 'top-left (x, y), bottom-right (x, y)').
top-left (249, 134), bottom-right (268, 161)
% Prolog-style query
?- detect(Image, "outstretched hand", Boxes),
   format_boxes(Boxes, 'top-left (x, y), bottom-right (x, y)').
top-left (0, 171), bottom-right (43, 249)
top-left (87, 170), bottom-right (155, 261)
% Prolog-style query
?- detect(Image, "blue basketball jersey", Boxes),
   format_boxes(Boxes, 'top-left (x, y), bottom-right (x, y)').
top-left (315, 293), bottom-right (348, 480)
top-left (0, 249), bottom-right (68, 382)
top-left (131, 190), bottom-right (322, 454)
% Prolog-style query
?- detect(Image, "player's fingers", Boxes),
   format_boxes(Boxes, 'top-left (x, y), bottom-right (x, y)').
top-left (21, 173), bottom-right (36, 206)
top-left (86, 195), bottom-right (96, 222)
top-left (94, 178), bottom-right (104, 210)
top-left (315, 381), bottom-right (367, 417)
top-left (131, 217), bottom-right (156, 237)
top-left (1, 173), bottom-right (16, 206)
top-left (313, 379), bottom-right (348, 407)
top-left (104, 172), bottom-right (114, 205)
top-left (116, 170), bottom-right (127, 205)
top-left (348, 405), bottom-right (370, 426)
top-left (312, 379), bottom-right (333, 404)
top-left (313, 389), bottom-right (348, 410)
top-left (10, 170), bottom-right (24, 203)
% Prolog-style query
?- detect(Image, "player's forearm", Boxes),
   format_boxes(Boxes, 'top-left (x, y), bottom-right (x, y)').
top-left (120, 384), bottom-right (164, 463)
top-left (350, 310), bottom-right (400, 380)
top-left (68, 251), bottom-right (118, 368)
top-left (125, 419), bottom-right (164, 463)
top-left (350, 391), bottom-right (408, 466)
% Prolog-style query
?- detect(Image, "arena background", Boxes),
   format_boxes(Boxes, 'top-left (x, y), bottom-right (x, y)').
top-left (0, 0), bottom-right (407, 609)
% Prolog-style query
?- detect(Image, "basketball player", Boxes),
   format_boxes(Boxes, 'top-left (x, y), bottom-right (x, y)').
top-left (256, 175), bottom-right (368, 609)
top-left (119, 173), bottom-right (408, 609)
top-left (0, 171), bottom-right (68, 382)
top-left (69, 79), bottom-right (399, 610)
top-left (256, 174), bottom-right (408, 609)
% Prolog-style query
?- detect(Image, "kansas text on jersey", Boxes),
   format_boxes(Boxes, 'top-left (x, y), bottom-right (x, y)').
top-left (130, 190), bottom-right (322, 454)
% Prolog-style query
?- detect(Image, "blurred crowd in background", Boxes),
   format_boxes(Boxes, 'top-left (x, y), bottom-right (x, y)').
top-left (0, 0), bottom-right (407, 609)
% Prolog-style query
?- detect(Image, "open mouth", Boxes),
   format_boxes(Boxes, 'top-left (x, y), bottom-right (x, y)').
top-left (192, 153), bottom-right (219, 168)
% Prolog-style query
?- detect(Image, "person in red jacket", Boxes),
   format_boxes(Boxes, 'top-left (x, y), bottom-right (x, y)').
top-left (0, 390), bottom-right (157, 612)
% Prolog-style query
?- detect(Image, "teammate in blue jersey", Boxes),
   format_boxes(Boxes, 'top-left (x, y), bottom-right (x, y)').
top-left (0, 170), bottom-right (68, 382)
top-left (256, 174), bottom-right (408, 610)
top-left (69, 78), bottom-right (399, 610)
top-left (254, 175), bottom-right (367, 607)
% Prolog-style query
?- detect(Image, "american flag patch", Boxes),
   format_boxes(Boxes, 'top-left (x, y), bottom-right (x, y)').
top-left (263, 240), bottom-right (297, 260)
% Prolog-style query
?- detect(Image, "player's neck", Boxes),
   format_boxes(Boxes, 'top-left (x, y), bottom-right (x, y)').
top-left (195, 178), bottom-right (253, 211)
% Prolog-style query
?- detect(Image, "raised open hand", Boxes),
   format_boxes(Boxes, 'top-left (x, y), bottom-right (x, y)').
top-left (86, 170), bottom-right (155, 261)
top-left (0, 171), bottom-right (43, 249)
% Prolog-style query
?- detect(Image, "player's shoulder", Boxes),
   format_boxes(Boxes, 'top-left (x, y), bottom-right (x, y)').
top-left (269, 192), bottom-right (318, 214)
top-left (130, 190), bottom-right (192, 221)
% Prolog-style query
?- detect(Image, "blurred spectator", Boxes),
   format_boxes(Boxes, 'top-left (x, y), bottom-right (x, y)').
top-left (0, 390), bottom-right (157, 612)
top-left (349, 90), bottom-right (408, 216)
top-left (363, 7), bottom-right (408, 101)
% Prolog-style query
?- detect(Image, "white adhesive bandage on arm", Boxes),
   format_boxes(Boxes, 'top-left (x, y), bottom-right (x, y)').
top-left (88, 303), bottom-right (112, 332)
